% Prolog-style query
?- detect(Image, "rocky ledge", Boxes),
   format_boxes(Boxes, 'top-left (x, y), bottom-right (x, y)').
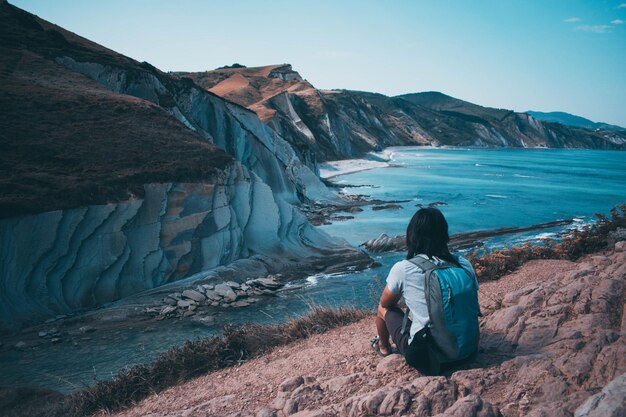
top-left (107, 242), bottom-right (625, 417)
top-left (148, 276), bottom-right (285, 321)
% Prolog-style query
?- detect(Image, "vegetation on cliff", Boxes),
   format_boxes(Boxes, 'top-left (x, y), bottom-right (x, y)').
top-left (468, 204), bottom-right (626, 280)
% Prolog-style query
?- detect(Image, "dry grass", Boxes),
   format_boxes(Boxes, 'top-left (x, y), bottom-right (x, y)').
top-left (467, 204), bottom-right (626, 281)
top-left (17, 307), bottom-right (368, 417)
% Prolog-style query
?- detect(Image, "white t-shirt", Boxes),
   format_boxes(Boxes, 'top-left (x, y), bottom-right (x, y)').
top-left (385, 254), bottom-right (478, 344)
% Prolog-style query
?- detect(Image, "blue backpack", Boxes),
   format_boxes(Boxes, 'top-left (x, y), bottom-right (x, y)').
top-left (405, 255), bottom-right (480, 373)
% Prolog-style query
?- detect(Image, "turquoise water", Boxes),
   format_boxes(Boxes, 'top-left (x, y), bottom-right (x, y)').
top-left (2, 147), bottom-right (625, 393)
top-left (320, 147), bottom-right (626, 245)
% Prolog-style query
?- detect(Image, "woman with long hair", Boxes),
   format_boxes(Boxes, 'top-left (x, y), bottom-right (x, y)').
top-left (372, 207), bottom-right (478, 372)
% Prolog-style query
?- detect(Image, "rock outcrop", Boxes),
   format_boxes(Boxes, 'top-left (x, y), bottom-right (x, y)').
top-left (106, 245), bottom-right (626, 417)
top-left (0, 2), bottom-right (361, 330)
top-left (0, 163), bottom-right (355, 329)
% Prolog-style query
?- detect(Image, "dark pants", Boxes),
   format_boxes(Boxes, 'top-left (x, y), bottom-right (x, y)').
top-left (384, 307), bottom-right (430, 372)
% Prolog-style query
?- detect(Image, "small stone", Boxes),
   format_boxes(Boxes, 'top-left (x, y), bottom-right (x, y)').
top-left (283, 399), bottom-right (298, 415)
top-left (160, 305), bottom-right (176, 315)
top-left (196, 285), bottom-right (206, 294)
top-left (279, 376), bottom-right (304, 392)
top-left (232, 300), bottom-right (251, 308)
top-left (51, 338), bottom-right (60, 343)
top-left (615, 241), bottom-right (626, 252)
top-left (164, 298), bottom-right (177, 306)
top-left (183, 310), bottom-right (195, 317)
top-left (241, 284), bottom-right (250, 291)
top-left (211, 302), bottom-right (219, 307)
top-left (224, 281), bottom-right (240, 289)
top-left (256, 408), bottom-right (277, 417)
top-left (182, 289), bottom-right (206, 303)
top-left (177, 300), bottom-right (195, 308)
top-left (188, 304), bottom-right (197, 311)
top-left (15, 341), bottom-right (26, 349)
top-left (254, 278), bottom-right (282, 289)
top-left (38, 331), bottom-right (47, 337)
top-left (202, 284), bottom-right (215, 291)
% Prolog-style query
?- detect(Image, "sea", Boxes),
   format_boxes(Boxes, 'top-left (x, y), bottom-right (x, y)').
top-left (2, 147), bottom-right (626, 393)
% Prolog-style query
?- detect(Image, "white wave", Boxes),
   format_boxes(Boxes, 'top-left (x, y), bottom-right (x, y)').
top-left (486, 194), bottom-right (508, 199)
top-left (319, 159), bottom-right (389, 179)
top-left (534, 232), bottom-right (556, 240)
top-left (513, 174), bottom-right (538, 179)
top-left (306, 275), bottom-right (320, 286)
top-left (475, 163), bottom-right (484, 167)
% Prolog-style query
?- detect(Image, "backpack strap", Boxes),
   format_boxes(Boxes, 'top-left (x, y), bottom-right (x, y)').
top-left (401, 256), bottom-right (438, 335)
top-left (407, 255), bottom-right (438, 273)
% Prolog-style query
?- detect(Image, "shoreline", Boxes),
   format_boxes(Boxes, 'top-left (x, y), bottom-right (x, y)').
top-left (361, 218), bottom-right (578, 253)
top-left (6, 242), bottom-right (624, 417)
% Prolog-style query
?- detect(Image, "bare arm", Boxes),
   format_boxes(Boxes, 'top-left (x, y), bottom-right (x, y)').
top-left (379, 286), bottom-right (401, 309)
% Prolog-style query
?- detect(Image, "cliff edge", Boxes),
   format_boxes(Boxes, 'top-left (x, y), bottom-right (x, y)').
top-left (100, 243), bottom-right (626, 417)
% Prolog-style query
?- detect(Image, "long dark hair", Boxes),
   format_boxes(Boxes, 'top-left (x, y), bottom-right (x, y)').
top-left (406, 207), bottom-right (457, 264)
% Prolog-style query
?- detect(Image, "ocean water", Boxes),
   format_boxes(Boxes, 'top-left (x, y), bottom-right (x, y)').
top-left (2, 147), bottom-right (625, 393)
top-left (320, 147), bottom-right (626, 245)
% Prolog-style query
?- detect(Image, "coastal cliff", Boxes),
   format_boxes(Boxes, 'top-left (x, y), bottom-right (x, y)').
top-left (0, 165), bottom-right (350, 330)
top-left (183, 66), bottom-right (626, 161)
top-left (0, 2), bottom-right (361, 329)
top-left (85, 244), bottom-right (626, 417)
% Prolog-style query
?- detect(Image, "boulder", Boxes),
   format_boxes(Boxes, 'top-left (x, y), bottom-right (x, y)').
top-left (279, 376), bottom-right (304, 392)
top-left (215, 284), bottom-right (238, 301)
top-left (376, 354), bottom-right (406, 374)
top-left (182, 289), bottom-right (206, 302)
top-left (615, 241), bottom-right (625, 252)
top-left (177, 300), bottom-right (195, 308)
top-left (574, 373), bottom-right (626, 417)
top-left (323, 373), bottom-right (362, 392)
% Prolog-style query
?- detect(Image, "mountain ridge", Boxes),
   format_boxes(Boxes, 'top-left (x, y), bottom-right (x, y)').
top-left (181, 65), bottom-right (626, 162)
top-left (526, 110), bottom-right (626, 131)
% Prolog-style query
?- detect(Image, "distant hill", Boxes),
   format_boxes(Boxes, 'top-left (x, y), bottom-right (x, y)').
top-left (527, 111), bottom-right (625, 131)
top-left (182, 65), bottom-right (626, 161)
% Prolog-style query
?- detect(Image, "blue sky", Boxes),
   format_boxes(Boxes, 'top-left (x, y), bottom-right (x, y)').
top-left (12, 0), bottom-right (626, 126)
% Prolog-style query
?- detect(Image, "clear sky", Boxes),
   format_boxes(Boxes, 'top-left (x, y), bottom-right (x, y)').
top-left (11, 0), bottom-right (626, 126)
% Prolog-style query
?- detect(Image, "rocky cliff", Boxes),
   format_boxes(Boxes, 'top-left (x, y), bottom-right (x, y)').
top-left (0, 2), bottom-right (362, 329)
top-left (104, 244), bottom-right (626, 417)
top-left (183, 67), bottom-right (626, 162)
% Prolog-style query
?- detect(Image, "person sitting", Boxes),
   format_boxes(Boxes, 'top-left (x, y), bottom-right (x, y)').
top-left (372, 207), bottom-right (479, 374)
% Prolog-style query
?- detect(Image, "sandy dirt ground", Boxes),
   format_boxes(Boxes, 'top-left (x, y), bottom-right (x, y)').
top-left (107, 247), bottom-right (626, 417)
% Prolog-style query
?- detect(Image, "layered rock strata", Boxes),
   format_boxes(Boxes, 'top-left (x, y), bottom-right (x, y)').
top-left (0, 162), bottom-right (353, 329)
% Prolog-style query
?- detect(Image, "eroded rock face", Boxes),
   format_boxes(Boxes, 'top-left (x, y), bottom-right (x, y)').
top-left (0, 163), bottom-right (347, 329)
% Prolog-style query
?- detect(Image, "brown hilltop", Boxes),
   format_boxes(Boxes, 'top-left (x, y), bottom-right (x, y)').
top-left (0, 1), bottom-right (232, 219)
top-left (181, 64), bottom-right (626, 163)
